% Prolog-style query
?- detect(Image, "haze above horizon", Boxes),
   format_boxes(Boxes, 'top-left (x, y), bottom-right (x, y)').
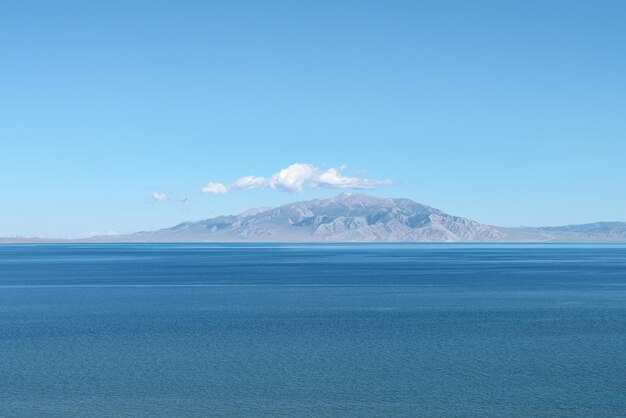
top-left (2, 1), bottom-right (625, 237)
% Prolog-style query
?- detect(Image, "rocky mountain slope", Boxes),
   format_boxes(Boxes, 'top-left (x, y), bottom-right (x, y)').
top-left (133, 193), bottom-right (507, 242)
top-left (4, 193), bottom-right (625, 243)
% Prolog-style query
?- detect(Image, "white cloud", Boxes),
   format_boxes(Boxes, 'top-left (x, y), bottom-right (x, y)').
top-left (268, 163), bottom-right (317, 192)
top-left (313, 166), bottom-right (389, 189)
top-left (201, 182), bottom-right (229, 194)
top-left (201, 163), bottom-right (391, 195)
top-left (152, 192), bottom-right (169, 201)
top-left (232, 176), bottom-right (268, 190)
top-left (151, 192), bottom-right (191, 207)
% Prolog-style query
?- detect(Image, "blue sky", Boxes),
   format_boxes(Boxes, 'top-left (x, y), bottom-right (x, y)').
top-left (1, 1), bottom-right (625, 237)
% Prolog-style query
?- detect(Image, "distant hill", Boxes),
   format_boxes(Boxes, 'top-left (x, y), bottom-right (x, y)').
top-left (131, 193), bottom-right (506, 242)
top-left (526, 222), bottom-right (626, 242)
top-left (3, 193), bottom-right (625, 243)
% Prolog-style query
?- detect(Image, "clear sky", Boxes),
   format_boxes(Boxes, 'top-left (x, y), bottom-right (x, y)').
top-left (1, 1), bottom-right (625, 237)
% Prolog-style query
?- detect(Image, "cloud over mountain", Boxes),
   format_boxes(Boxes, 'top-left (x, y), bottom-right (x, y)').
top-left (201, 163), bottom-right (392, 195)
top-left (151, 192), bottom-right (190, 206)
top-left (152, 192), bottom-right (169, 201)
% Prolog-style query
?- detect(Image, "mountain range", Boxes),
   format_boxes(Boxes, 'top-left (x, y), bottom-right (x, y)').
top-left (123, 193), bottom-right (624, 242)
top-left (3, 193), bottom-right (625, 242)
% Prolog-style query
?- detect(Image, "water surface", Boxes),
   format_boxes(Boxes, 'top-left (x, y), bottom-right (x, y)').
top-left (1, 244), bottom-right (625, 416)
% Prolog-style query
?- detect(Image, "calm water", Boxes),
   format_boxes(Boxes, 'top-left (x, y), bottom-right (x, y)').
top-left (1, 244), bottom-right (625, 417)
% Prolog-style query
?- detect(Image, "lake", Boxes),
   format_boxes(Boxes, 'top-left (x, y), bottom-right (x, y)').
top-left (1, 243), bottom-right (625, 416)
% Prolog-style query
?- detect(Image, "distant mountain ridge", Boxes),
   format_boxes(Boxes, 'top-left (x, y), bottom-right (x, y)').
top-left (528, 222), bottom-right (626, 242)
top-left (2, 193), bottom-right (625, 243)
top-left (133, 193), bottom-right (506, 242)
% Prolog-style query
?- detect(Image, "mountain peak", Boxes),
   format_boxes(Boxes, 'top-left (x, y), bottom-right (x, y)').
top-left (334, 192), bottom-right (368, 199)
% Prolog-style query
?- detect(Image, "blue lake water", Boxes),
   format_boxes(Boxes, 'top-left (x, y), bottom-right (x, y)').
top-left (1, 243), bottom-right (625, 417)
